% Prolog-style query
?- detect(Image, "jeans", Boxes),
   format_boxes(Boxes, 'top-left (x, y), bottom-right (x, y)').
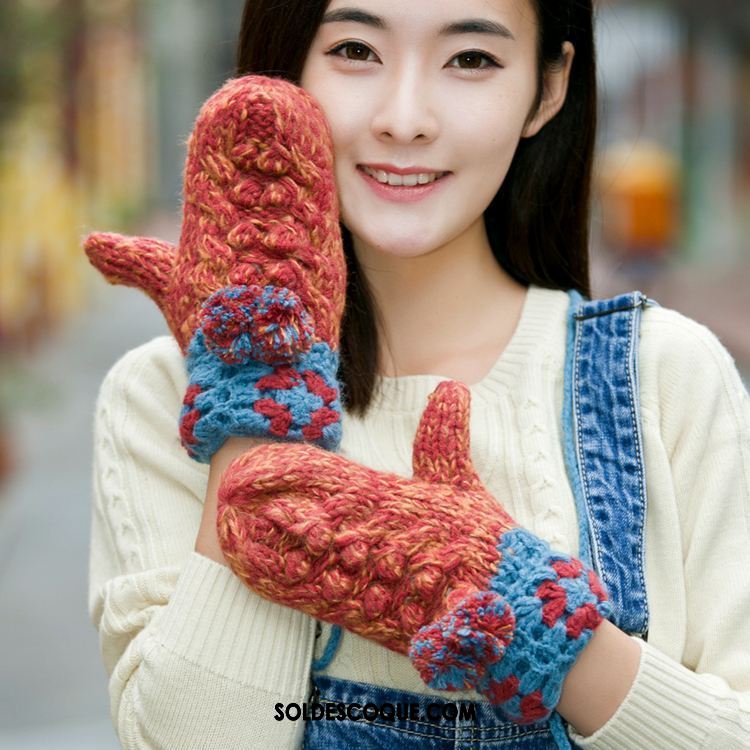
top-left (304, 676), bottom-right (573, 749)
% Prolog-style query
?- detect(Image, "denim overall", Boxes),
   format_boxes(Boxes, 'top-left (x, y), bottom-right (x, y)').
top-left (303, 290), bottom-right (658, 750)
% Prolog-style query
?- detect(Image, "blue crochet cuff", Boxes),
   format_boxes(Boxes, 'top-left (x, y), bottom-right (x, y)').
top-left (480, 528), bottom-right (612, 724)
top-left (179, 328), bottom-right (342, 463)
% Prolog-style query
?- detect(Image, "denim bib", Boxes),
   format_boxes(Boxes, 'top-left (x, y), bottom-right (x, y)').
top-left (303, 289), bottom-right (658, 749)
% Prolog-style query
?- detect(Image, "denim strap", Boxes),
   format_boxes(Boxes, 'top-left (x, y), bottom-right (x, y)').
top-left (563, 289), bottom-right (657, 637)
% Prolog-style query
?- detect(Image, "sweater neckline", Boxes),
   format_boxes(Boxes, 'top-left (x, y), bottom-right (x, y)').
top-left (370, 284), bottom-right (561, 412)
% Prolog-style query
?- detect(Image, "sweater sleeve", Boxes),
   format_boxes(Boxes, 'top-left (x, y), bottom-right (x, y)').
top-left (88, 336), bottom-right (317, 749)
top-left (569, 308), bottom-right (750, 749)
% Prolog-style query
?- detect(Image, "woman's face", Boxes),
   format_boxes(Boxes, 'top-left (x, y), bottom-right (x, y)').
top-left (300, 0), bottom-right (568, 261)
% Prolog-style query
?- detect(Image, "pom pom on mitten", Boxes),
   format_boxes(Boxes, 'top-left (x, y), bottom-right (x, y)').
top-left (216, 380), bottom-right (611, 724)
top-left (84, 75), bottom-right (346, 461)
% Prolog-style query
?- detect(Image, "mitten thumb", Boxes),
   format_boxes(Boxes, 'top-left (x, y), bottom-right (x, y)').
top-left (84, 231), bottom-right (175, 309)
top-left (412, 380), bottom-right (484, 491)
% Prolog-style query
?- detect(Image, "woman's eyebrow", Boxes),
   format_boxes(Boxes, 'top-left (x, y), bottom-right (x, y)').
top-left (320, 8), bottom-right (516, 41)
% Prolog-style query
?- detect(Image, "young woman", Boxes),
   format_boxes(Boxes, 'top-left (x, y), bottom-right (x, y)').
top-left (88, 0), bottom-right (750, 747)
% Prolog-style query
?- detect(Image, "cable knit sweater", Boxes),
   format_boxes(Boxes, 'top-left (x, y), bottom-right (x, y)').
top-left (88, 285), bottom-right (750, 749)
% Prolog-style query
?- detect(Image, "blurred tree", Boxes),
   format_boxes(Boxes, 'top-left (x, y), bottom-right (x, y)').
top-left (0, 2), bottom-right (22, 130)
top-left (0, 0), bottom-right (150, 351)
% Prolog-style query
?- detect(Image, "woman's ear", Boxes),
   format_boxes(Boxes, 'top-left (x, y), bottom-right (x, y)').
top-left (522, 41), bottom-right (575, 138)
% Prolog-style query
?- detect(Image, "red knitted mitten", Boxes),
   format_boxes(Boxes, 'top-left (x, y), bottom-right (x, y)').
top-left (217, 380), bottom-right (611, 724)
top-left (84, 75), bottom-right (346, 462)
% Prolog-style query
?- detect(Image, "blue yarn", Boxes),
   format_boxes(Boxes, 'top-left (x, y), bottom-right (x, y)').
top-left (411, 527), bottom-right (611, 724)
top-left (311, 625), bottom-right (342, 672)
top-left (180, 328), bottom-right (342, 463)
top-left (480, 528), bottom-right (611, 723)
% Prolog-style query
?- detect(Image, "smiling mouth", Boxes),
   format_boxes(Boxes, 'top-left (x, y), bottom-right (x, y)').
top-left (358, 165), bottom-right (450, 187)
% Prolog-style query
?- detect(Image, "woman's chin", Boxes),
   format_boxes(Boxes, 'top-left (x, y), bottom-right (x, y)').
top-left (350, 229), bottom-right (450, 261)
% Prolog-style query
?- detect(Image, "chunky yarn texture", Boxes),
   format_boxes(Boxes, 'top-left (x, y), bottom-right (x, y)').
top-left (217, 380), bottom-right (612, 724)
top-left (84, 75), bottom-right (346, 461)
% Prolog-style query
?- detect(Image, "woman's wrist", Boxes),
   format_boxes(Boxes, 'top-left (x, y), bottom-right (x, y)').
top-left (195, 436), bottom-right (267, 565)
top-left (556, 619), bottom-right (642, 736)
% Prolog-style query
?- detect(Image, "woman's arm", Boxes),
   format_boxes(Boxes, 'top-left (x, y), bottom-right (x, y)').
top-left (195, 436), bottom-right (264, 566)
top-left (89, 336), bottom-right (316, 749)
top-left (558, 308), bottom-right (750, 748)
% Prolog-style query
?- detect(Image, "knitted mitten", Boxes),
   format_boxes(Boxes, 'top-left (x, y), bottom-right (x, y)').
top-left (84, 75), bottom-right (346, 462)
top-left (216, 380), bottom-right (611, 724)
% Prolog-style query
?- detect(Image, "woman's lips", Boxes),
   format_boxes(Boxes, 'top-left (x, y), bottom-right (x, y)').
top-left (357, 166), bottom-right (451, 204)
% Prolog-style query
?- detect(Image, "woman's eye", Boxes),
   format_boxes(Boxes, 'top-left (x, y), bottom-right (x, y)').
top-left (327, 41), bottom-right (378, 64)
top-left (325, 44), bottom-right (500, 72)
top-left (448, 51), bottom-right (501, 71)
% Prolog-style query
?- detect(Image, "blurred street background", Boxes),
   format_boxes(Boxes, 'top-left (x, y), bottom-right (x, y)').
top-left (0, 0), bottom-right (748, 747)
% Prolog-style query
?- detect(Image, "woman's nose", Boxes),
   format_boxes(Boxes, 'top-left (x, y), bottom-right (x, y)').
top-left (370, 67), bottom-right (439, 144)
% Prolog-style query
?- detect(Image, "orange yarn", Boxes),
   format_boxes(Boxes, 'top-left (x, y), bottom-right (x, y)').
top-left (83, 75), bottom-right (347, 460)
top-left (217, 380), bottom-right (514, 653)
top-left (83, 75), bottom-right (345, 358)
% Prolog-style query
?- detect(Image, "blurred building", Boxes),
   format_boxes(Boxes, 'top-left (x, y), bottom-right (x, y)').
top-left (144, 0), bottom-right (245, 209)
top-left (0, 0), bottom-right (151, 353)
top-left (595, 0), bottom-right (750, 266)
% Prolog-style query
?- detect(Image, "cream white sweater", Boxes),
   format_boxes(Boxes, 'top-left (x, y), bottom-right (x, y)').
top-left (88, 285), bottom-right (750, 749)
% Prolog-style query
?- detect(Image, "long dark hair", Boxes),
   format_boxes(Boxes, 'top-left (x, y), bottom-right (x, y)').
top-left (237, 0), bottom-right (596, 416)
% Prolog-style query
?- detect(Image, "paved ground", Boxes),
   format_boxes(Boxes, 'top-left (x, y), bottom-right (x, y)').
top-left (0, 270), bottom-right (168, 748)
top-left (0, 244), bottom-right (746, 748)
